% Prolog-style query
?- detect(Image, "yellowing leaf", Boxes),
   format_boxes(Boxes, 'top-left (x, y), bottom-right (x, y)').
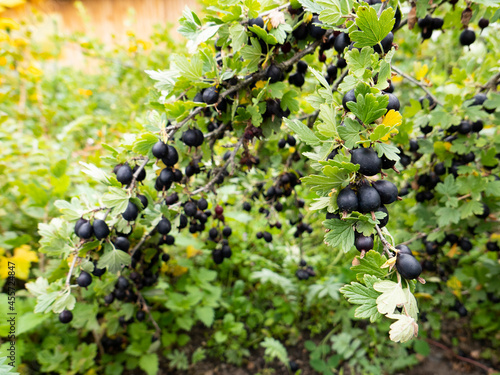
top-left (414, 63), bottom-right (428, 81)
top-left (254, 80), bottom-right (267, 90)
top-left (446, 276), bottom-right (462, 291)
top-left (186, 245), bottom-right (201, 258)
top-left (443, 142), bottom-right (452, 151)
top-left (0, 245), bottom-right (38, 280)
top-left (446, 243), bottom-right (458, 257)
top-left (381, 110), bottom-right (402, 127)
top-left (171, 265), bottom-right (188, 277)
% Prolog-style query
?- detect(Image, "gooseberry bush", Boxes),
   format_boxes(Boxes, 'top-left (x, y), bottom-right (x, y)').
top-left (2, 0), bottom-right (500, 373)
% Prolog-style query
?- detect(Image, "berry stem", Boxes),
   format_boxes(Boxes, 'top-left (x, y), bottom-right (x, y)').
top-left (128, 157), bottom-right (149, 190)
top-left (65, 254), bottom-right (79, 288)
top-left (391, 65), bottom-right (443, 107)
top-left (136, 289), bottom-right (162, 338)
top-left (479, 71), bottom-right (500, 93)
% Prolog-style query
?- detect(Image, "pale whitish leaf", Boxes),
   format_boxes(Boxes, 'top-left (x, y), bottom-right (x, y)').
top-left (374, 280), bottom-right (407, 315)
top-left (345, 47), bottom-right (373, 77)
top-left (323, 219), bottom-right (355, 253)
top-left (387, 314), bottom-right (418, 343)
top-left (283, 118), bottom-right (321, 146)
top-left (145, 110), bottom-right (166, 131)
top-left (38, 219), bottom-right (73, 255)
top-left (102, 187), bottom-right (130, 214)
top-left (34, 292), bottom-right (59, 314)
top-left (79, 162), bottom-right (111, 185)
top-left (133, 133), bottom-right (158, 156)
top-left (250, 268), bottom-right (295, 294)
top-left (52, 293), bottom-right (76, 314)
top-left (54, 198), bottom-right (83, 221)
top-left (193, 24), bottom-right (221, 48)
top-left (309, 197), bottom-right (330, 210)
top-left (306, 278), bottom-right (343, 306)
top-left (144, 69), bottom-right (180, 94)
top-left (404, 287), bottom-right (419, 320)
top-left (0, 357), bottom-right (19, 375)
top-left (309, 66), bottom-right (331, 90)
top-left (340, 274), bottom-right (382, 322)
top-left (260, 337), bottom-right (288, 365)
top-left (25, 277), bottom-right (49, 297)
top-left (195, 306), bottom-right (214, 327)
top-left (98, 247), bottom-right (131, 273)
top-left (297, 0), bottom-right (325, 14)
top-left (229, 23), bottom-right (247, 52)
top-left (351, 6), bottom-right (395, 48)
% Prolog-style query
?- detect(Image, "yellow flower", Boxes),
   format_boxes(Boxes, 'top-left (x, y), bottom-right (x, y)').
top-left (128, 44), bottom-right (137, 53)
top-left (136, 39), bottom-right (151, 51)
top-left (0, 17), bottom-right (20, 30)
top-left (78, 88), bottom-right (92, 96)
top-left (0, 245), bottom-right (38, 280)
top-left (12, 37), bottom-right (28, 47)
top-left (0, 56), bottom-right (7, 65)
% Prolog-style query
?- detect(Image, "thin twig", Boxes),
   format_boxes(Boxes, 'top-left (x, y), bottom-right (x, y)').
top-left (374, 224), bottom-right (394, 258)
top-left (479, 71), bottom-right (500, 93)
top-left (137, 290), bottom-right (162, 338)
top-left (377, 1), bottom-right (387, 17)
top-left (426, 338), bottom-right (497, 374)
top-left (391, 65), bottom-right (443, 107)
top-left (65, 254), bottom-right (79, 288)
top-left (128, 157), bottom-right (149, 190)
top-left (399, 227), bottom-right (440, 246)
top-left (130, 228), bottom-right (155, 258)
top-left (190, 136), bottom-right (244, 196)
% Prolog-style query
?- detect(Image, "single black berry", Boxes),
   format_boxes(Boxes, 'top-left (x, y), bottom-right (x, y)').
top-left (355, 234), bottom-right (374, 251)
top-left (376, 205), bottom-right (389, 227)
top-left (263, 231), bottom-right (273, 243)
top-left (396, 253), bottom-right (422, 280)
top-left (248, 17), bottom-right (264, 28)
top-left (351, 147), bottom-right (382, 176)
top-left (385, 92), bottom-right (400, 112)
top-left (308, 16), bottom-right (326, 39)
top-left (459, 29), bottom-right (476, 46)
top-left (114, 236), bottom-right (130, 252)
top-left (374, 32), bottom-right (393, 53)
top-left (116, 164), bottom-right (133, 185)
top-left (212, 249), bottom-right (224, 264)
top-left (122, 201), bottom-right (139, 222)
top-left (77, 221), bottom-right (94, 239)
top-left (222, 226), bottom-right (232, 237)
top-left (136, 310), bottom-right (146, 321)
top-left (162, 145), bottom-right (179, 167)
top-left (337, 187), bottom-right (359, 213)
top-left (357, 184), bottom-right (381, 213)
top-left (372, 180), bottom-right (398, 205)
top-left (342, 89), bottom-right (356, 111)
top-left (59, 310), bottom-right (73, 324)
top-left (243, 202), bottom-right (251, 211)
top-left (203, 86), bottom-right (219, 105)
top-left (184, 201), bottom-right (197, 217)
top-left (157, 218), bottom-right (172, 235)
top-left (77, 271), bottom-right (92, 287)
top-left (266, 65), bottom-right (283, 83)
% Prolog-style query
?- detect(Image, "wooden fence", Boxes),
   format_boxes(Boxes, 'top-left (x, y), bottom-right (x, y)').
top-left (4, 0), bottom-right (199, 44)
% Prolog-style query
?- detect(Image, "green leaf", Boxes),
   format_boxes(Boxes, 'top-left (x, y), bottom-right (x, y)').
top-left (347, 93), bottom-right (388, 124)
top-left (281, 90), bottom-right (300, 112)
top-left (317, 103), bottom-right (338, 137)
top-left (248, 25), bottom-right (277, 45)
top-left (435, 206), bottom-right (461, 227)
top-left (52, 292), bottom-right (76, 314)
top-left (195, 306), bottom-right (214, 327)
top-left (459, 200), bottom-right (484, 219)
top-left (34, 292), bottom-right (59, 314)
top-left (17, 312), bottom-right (50, 335)
top-left (373, 142), bottom-right (400, 161)
top-left (374, 280), bottom-right (407, 315)
top-left (54, 198), bottom-right (83, 221)
top-left (260, 337), bottom-right (288, 365)
top-left (340, 274), bottom-right (382, 322)
top-left (97, 244), bottom-right (131, 273)
top-left (283, 118), bottom-right (321, 146)
top-left (240, 38), bottom-right (262, 73)
top-left (102, 187), bottom-right (130, 214)
top-left (309, 67), bottom-right (331, 91)
top-left (350, 6), bottom-right (395, 48)
top-left (229, 23), bottom-right (247, 52)
top-left (133, 133), bottom-right (157, 156)
top-left (345, 47), bottom-right (373, 77)
top-left (297, 0), bottom-right (325, 14)
top-left (338, 117), bottom-right (363, 149)
top-left (172, 54), bottom-right (203, 83)
top-left (269, 22), bottom-right (293, 44)
top-left (139, 353), bottom-right (159, 375)
top-left (79, 162), bottom-right (111, 185)
top-left (323, 219), bottom-right (355, 253)
top-left (351, 250), bottom-right (387, 278)
top-left (318, 0), bottom-right (354, 26)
